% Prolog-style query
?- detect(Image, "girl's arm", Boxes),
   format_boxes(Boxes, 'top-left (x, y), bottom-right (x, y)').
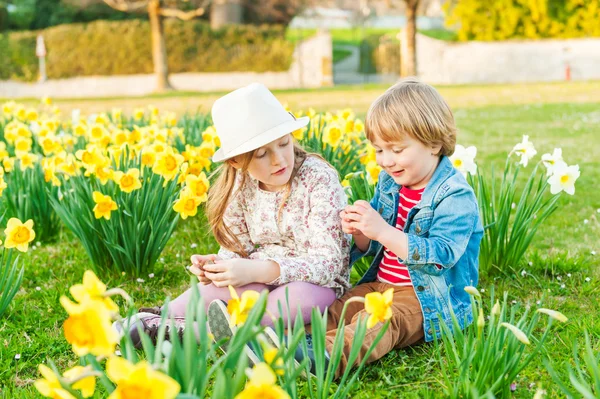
top-left (216, 189), bottom-right (256, 260)
top-left (352, 232), bottom-right (371, 252)
top-left (265, 166), bottom-right (351, 289)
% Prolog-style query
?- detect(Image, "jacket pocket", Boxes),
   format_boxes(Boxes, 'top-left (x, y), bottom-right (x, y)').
top-left (411, 211), bottom-right (433, 236)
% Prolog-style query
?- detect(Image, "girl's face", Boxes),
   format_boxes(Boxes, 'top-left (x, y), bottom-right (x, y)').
top-left (232, 134), bottom-right (295, 192)
top-left (371, 134), bottom-right (441, 190)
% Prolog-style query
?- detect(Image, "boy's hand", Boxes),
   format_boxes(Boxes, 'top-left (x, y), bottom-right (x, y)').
top-left (344, 200), bottom-right (391, 242)
top-left (340, 208), bottom-right (365, 236)
top-left (190, 254), bottom-right (221, 285)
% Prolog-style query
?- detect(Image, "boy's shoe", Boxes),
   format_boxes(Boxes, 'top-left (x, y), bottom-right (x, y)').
top-left (293, 333), bottom-right (330, 376)
top-left (207, 299), bottom-right (259, 366)
top-left (112, 312), bottom-right (186, 349)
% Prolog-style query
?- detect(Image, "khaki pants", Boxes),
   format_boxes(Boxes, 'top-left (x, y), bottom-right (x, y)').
top-left (325, 282), bottom-right (424, 378)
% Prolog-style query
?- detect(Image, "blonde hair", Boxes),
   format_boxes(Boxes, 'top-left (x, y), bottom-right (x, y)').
top-left (365, 77), bottom-right (456, 156)
top-left (207, 141), bottom-right (319, 257)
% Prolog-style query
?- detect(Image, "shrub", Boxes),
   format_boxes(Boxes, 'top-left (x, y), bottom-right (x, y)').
top-left (1, 20), bottom-right (294, 81)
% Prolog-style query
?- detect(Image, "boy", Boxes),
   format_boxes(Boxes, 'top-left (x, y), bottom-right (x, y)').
top-left (321, 78), bottom-right (483, 377)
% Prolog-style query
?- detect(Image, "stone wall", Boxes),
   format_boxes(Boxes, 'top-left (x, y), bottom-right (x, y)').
top-left (417, 33), bottom-right (600, 84)
top-left (0, 32), bottom-right (333, 99)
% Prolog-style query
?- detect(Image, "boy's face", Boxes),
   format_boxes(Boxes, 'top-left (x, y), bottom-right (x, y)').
top-left (371, 134), bottom-right (442, 190)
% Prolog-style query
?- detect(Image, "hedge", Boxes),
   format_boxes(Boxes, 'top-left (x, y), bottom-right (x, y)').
top-left (0, 20), bottom-right (295, 81)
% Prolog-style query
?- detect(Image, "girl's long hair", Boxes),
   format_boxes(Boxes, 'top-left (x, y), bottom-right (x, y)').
top-left (207, 140), bottom-right (325, 257)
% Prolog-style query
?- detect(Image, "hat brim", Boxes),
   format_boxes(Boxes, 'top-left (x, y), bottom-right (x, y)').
top-left (212, 116), bottom-right (310, 163)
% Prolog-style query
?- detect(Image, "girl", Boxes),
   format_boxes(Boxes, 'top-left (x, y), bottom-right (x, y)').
top-left (121, 83), bottom-right (350, 346)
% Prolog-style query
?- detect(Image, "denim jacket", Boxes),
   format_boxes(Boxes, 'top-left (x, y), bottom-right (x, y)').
top-left (350, 156), bottom-right (483, 342)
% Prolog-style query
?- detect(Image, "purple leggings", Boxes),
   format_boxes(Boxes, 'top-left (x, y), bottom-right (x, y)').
top-left (167, 281), bottom-right (337, 327)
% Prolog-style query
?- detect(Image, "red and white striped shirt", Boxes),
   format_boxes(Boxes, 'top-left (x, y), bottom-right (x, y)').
top-left (376, 186), bottom-right (424, 286)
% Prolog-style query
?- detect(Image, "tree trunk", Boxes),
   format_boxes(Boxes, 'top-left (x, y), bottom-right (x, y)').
top-left (148, 0), bottom-right (173, 92)
top-left (400, 0), bottom-right (418, 77)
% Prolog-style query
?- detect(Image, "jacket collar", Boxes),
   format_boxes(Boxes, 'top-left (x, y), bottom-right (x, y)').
top-left (378, 156), bottom-right (454, 208)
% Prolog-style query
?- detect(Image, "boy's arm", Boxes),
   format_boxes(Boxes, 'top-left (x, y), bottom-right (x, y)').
top-left (398, 187), bottom-right (480, 275)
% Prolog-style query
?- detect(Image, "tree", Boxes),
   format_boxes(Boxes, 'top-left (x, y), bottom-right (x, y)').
top-left (243, 0), bottom-right (309, 26)
top-left (386, 0), bottom-right (420, 77)
top-left (103, 0), bottom-right (210, 91)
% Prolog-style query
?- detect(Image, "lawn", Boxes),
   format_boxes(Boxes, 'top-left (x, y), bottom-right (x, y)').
top-left (1, 82), bottom-right (599, 398)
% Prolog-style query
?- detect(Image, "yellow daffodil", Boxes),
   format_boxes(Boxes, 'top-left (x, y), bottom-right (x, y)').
top-left (365, 161), bottom-right (381, 183)
top-left (227, 285), bottom-right (260, 327)
top-left (322, 124), bottom-right (343, 148)
top-left (106, 357), bottom-right (180, 399)
top-left (235, 363), bottom-right (290, 399)
top-left (63, 366), bottom-right (96, 398)
top-left (263, 345), bottom-right (284, 376)
top-left (133, 108), bottom-right (145, 120)
top-left (153, 150), bottom-right (184, 182)
top-left (140, 150), bottom-right (157, 168)
top-left (17, 152), bottom-right (39, 170)
top-left (292, 127), bottom-right (306, 141)
top-left (173, 188), bottom-right (202, 219)
top-left (3, 157), bottom-right (14, 172)
top-left (201, 126), bottom-right (217, 143)
top-left (14, 137), bottom-right (32, 154)
top-left (26, 108), bottom-right (38, 121)
top-left (69, 270), bottom-right (119, 314)
top-left (41, 96), bottom-right (52, 106)
top-left (3, 217), bottom-right (35, 252)
top-left (60, 296), bottom-right (119, 357)
top-left (113, 168), bottom-right (142, 193)
top-left (185, 173), bottom-right (210, 200)
top-left (364, 288), bottom-right (394, 328)
top-left (92, 191), bottom-right (118, 220)
top-left (111, 108), bottom-right (122, 121)
top-left (198, 142), bottom-right (216, 159)
top-left (34, 364), bottom-right (76, 399)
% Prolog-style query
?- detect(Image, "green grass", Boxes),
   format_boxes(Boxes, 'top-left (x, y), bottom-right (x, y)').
top-left (1, 88), bottom-right (600, 397)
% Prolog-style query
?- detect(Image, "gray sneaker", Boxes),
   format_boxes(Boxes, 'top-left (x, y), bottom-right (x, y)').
top-left (207, 299), bottom-right (259, 365)
top-left (113, 312), bottom-right (186, 349)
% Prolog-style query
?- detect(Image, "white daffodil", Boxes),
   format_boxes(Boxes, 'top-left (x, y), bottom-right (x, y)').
top-left (450, 144), bottom-right (477, 177)
top-left (541, 148), bottom-right (564, 176)
top-left (511, 135), bottom-right (537, 167)
top-left (548, 163), bottom-right (580, 195)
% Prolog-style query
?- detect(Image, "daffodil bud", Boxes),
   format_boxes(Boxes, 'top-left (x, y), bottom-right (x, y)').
top-left (464, 286), bottom-right (481, 298)
top-left (477, 308), bottom-right (485, 329)
top-left (492, 300), bottom-right (501, 316)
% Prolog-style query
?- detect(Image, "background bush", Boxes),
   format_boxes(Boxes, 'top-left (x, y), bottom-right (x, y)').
top-left (445, 0), bottom-right (600, 41)
top-left (0, 19), bottom-right (294, 81)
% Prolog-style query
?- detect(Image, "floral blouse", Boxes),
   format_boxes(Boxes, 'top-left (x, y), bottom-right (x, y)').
top-left (217, 156), bottom-right (351, 297)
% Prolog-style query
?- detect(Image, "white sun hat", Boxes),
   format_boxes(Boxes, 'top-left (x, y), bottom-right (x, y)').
top-left (211, 83), bottom-right (309, 162)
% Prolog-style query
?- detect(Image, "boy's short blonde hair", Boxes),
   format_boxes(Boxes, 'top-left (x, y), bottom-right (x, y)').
top-left (365, 78), bottom-right (456, 156)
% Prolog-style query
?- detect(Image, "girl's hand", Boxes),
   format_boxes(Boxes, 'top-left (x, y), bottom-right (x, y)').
top-left (203, 259), bottom-right (258, 288)
top-left (190, 254), bottom-right (221, 285)
top-left (344, 200), bottom-right (391, 242)
top-left (340, 208), bottom-right (365, 236)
